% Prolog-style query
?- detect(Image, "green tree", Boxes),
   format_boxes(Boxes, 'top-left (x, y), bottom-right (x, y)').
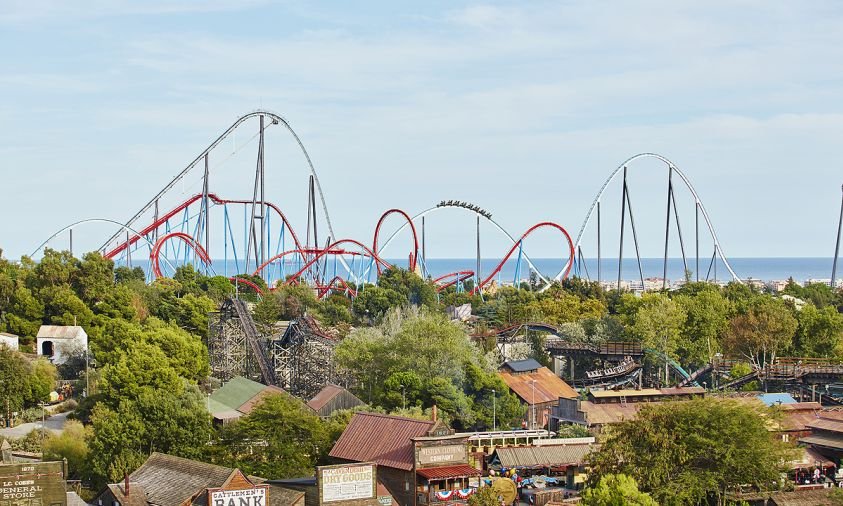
top-left (794, 303), bottom-right (843, 358)
top-left (674, 287), bottom-right (730, 369)
top-left (468, 486), bottom-right (500, 506)
top-left (581, 474), bottom-right (658, 506)
top-left (351, 286), bottom-right (407, 321)
top-left (377, 268), bottom-right (436, 307)
top-left (209, 394), bottom-right (328, 478)
top-left (632, 294), bottom-right (686, 384)
top-left (589, 398), bottom-right (793, 505)
top-left (0, 345), bottom-right (32, 413)
top-left (43, 420), bottom-right (90, 479)
top-left (721, 297), bottom-right (798, 369)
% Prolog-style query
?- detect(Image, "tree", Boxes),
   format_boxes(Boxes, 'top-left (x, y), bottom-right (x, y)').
top-left (468, 486), bottom-right (500, 506)
top-left (351, 285), bottom-right (407, 321)
top-left (794, 303), bottom-right (843, 358)
top-left (0, 345), bottom-right (33, 413)
top-left (589, 398), bottom-right (793, 506)
top-left (581, 474), bottom-right (657, 506)
top-left (43, 420), bottom-right (90, 479)
top-left (673, 287), bottom-right (730, 369)
top-left (632, 294), bottom-right (686, 384)
top-left (722, 297), bottom-right (798, 369)
top-left (209, 394), bottom-right (328, 478)
top-left (377, 268), bottom-right (436, 307)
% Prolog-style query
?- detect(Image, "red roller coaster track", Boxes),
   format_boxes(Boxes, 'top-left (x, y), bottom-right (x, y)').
top-left (372, 208), bottom-right (418, 274)
top-left (150, 232), bottom-right (211, 278)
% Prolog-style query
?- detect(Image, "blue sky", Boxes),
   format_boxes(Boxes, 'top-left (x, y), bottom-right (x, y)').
top-left (2, 1), bottom-right (843, 264)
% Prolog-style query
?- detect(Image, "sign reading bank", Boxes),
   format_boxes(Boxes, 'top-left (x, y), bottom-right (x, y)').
top-left (208, 487), bottom-right (268, 506)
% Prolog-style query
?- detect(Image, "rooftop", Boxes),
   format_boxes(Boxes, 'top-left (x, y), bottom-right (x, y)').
top-left (329, 412), bottom-right (437, 471)
top-left (36, 325), bottom-right (86, 339)
top-left (208, 376), bottom-right (290, 419)
top-left (307, 384), bottom-right (364, 414)
top-left (758, 392), bottom-right (798, 406)
top-left (500, 359), bottom-right (543, 373)
top-left (588, 387), bottom-right (704, 399)
top-left (499, 367), bottom-right (577, 405)
top-left (492, 442), bottom-right (595, 469)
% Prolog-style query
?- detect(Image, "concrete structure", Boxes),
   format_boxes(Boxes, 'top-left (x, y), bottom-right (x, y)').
top-left (0, 332), bottom-right (18, 351)
top-left (36, 325), bottom-right (87, 365)
top-left (93, 452), bottom-right (304, 506)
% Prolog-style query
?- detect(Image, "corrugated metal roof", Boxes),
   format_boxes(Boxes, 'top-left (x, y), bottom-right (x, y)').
top-left (210, 376), bottom-right (268, 412)
top-left (36, 325), bottom-right (86, 339)
top-left (308, 384), bottom-right (345, 411)
top-left (329, 412), bottom-right (436, 471)
top-left (415, 465), bottom-right (480, 480)
top-left (501, 359), bottom-right (542, 373)
top-left (799, 434), bottom-right (843, 450)
top-left (759, 393), bottom-right (798, 406)
top-left (238, 385), bottom-right (290, 414)
top-left (493, 443), bottom-right (595, 468)
top-left (806, 418), bottom-right (843, 434)
top-left (579, 401), bottom-right (644, 426)
top-left (499, 367), bottom-right (577, 405)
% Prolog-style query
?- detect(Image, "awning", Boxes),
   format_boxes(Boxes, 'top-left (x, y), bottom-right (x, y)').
top-left (799, 434), bottom-right (843, 451)
top-left (416, 465), bottom-right (481, 480)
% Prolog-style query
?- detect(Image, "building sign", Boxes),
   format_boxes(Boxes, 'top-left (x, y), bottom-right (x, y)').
top-left (0, 461), bottom-right (66, 506)
top-left (318, 463), bottom-right (376, 503)
top-left (208, 487), bottom-right (268, 506)
top-left (417, 444), bottom-right (466, 466)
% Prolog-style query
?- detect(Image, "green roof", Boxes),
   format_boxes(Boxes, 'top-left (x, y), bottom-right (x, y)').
top-left (209, 376), bottom-right (266, 414)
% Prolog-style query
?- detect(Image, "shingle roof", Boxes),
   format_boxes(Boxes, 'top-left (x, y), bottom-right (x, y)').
top-left (129, 453), bottom-right (234, 506)
top-left (499, 367), bottom-right (577, 405)
top-left (36, 325), bottom-right (86, 339)
top-left (329, 412), bottom-right (436, 471)
top-left (106, 483), bottom-right (148, 506)
top-left (501, 359), bottom-right (542, 373)
top-left (492, 443), bottom-right (595, 468)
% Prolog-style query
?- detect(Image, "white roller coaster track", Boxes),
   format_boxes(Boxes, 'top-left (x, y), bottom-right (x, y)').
top-left (573, 153), bottom-right (741, 283)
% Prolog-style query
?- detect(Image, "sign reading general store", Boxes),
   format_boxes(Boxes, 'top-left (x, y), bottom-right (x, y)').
top-left (318, 463), bottom-right (376, 503)
top-left (208, 486), bottom-right (268, 506)
top-left (417, 444), bottom-right (466, 466)
top-left (0, 461), bottom-right (66, 506)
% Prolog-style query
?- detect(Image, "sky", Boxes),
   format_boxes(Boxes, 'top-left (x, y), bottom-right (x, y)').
top-left (2, 1), bottom-right (843, 265)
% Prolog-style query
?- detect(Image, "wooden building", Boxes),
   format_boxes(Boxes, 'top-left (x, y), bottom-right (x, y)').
top-left (329, 412), bottom-right (480, 506)
top-left (307, 384), bottom-right (365, 418)
top-left (498, 359), bottom-right (578, 429)
top-left (93, 452), bottom-right (305, 506)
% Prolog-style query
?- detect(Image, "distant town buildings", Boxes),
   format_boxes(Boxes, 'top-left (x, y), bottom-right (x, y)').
top-left (498, 359), bottom-right (578, 429)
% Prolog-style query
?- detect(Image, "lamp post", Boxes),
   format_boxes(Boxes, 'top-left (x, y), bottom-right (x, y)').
top-left (530, 380), bottom-right (537, 430)
top-left (492, 388), bottom-right (496, 432)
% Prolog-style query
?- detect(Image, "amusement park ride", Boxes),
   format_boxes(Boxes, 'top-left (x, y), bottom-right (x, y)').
top-left (27, 110), bottom-right (843, 398)
top-left (32, 110), bottom-right (749, 297)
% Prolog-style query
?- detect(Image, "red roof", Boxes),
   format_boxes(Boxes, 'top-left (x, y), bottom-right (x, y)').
top-left (499, 367), bottom-right (578, 404)
top-left (416, 465), bottom-right (480, 480)
top-left (329, 412), bottom-right (436, 471)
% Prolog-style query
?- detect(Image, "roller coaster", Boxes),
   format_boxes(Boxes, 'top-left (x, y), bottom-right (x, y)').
top-left (30, 109), bottom-right (751, 297)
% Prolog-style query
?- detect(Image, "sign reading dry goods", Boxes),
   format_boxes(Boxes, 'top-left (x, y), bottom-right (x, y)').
top-left (0, 461), bottom-right (66, 506)
top-left (417, 444), bottom-right (466, 466)
top-left (318, 463), bottom-right (376, 503)
top-left (209, 487), bottom-right (268, 506)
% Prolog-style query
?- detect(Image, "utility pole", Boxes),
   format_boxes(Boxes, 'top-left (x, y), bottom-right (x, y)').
top-left (530, 380), bottom-right (537, 430)
top-left (492, 388), bottom-right (496, 432)
top-left (400, 384), bottom-right (406, 411)
top-left (832, 184), bottom-right (843, 288)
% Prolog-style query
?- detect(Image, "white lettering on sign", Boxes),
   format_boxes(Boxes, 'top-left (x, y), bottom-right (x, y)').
top-left (209, 487), bottom-right (267, 506)
top-left (321, 464), bottom-right (375, 502)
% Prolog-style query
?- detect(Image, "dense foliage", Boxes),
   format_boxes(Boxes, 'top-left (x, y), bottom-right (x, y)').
top-left (588, 398), bottom-right (795, 505)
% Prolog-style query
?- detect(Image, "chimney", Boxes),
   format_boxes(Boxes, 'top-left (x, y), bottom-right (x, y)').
top-left (432, 405), bottom-right (437, 422)
top-left (124, 471), bottom-right (130, 497)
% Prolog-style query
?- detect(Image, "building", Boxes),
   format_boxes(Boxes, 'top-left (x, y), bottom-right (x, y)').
top-left (498, 359), bottom-right (578, 429)
top-left (36, 325), bottom-right (87, 365)
top-left (550, 387), bottom-right (704, 432)
top-left (329, 412), bottom-right (480, 506)
top-left (93, 452), bottom-right (305, 506)
top-left (0, 332), bottom-right (19, 351)
top-left (307, 384), bottom-right (365, 418)
top-left (488, 438), bottom-right (596, 490)
top-left (207, 376), bottom-right (291, 424)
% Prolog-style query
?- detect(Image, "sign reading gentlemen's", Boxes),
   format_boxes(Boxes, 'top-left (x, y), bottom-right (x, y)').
top-left (208, 486), bottom-right (269, 506)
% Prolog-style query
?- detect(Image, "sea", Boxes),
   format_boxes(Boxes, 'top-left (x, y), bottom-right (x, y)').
top-left (163, 257), bottom-right (841, 285)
